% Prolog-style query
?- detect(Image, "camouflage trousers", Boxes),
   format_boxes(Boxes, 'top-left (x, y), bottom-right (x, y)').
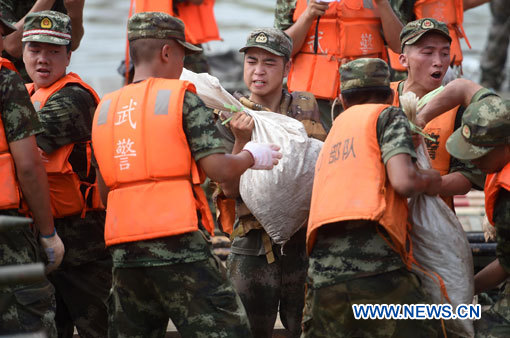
top-left (226, 228), bottom-right (308, 338)
top-left (475, 282), bottom-right (510, 337)
top-left (0, 279), bottom-right (57, 337)
top-left (301, 268), bottom-right (440, 338)
top-left (480, 0), bottom-right (510, 91)
top-left (108, 257), bottom-right (252, 338)
top-left (48, 255), bottom-right (112, 338)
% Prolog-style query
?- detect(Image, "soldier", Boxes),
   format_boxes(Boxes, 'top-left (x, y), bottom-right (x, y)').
top-left (0, 13), bottom-right (62, 337)
top-left (0, 0), bottom-right (84, 82)
top-left (21, 10), bottom-right (111, 338)
top-left (388, 0), bottom-right (490, 81)
top-left (92, 12), bottom-right (281, 337)
top-left (215, 28), bottom-right (325, 338)
top-left (274, 0), bottom-right (403, 131)
top-left (304, 58), bottom-right (441, 336)
top-left (444, 96), bottom-right (510, 337)
top-left (391, 18), bottom-right (488, 210)
top-left (480, 0), bottom-right (510, 91)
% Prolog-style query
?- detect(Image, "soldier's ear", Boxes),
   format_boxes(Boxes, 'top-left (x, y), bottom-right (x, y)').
top-left (283, 58), bottom-right (291, 78)
top-left (399, 52), bottom-right (409, 69)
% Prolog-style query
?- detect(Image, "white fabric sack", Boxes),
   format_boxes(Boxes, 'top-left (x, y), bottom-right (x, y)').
top-left (409, 142), bottom-right (474, 337)
top-left (180, 69), bottom-right (323, 245)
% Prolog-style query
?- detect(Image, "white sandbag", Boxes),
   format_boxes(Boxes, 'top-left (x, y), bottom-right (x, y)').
top-left (180, 69), bottom-right (323, 245)
top-left (409, 142), bottom-right (474, 337)
top-left (240, 112), bottom-right (323, 245)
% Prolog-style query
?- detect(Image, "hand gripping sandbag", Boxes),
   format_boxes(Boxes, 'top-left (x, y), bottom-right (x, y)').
top-left (180, 69), bottom-right (323, 245)
top-left (239, 111), bottom-right (323, 245)
top-left (409, 142), bottom-right (474, 337)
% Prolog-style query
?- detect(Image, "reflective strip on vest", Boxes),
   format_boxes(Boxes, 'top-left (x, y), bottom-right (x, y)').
top-left (92, 78), bottom-right (214, 246)
top-left (307, 103), bottom-right (409, 255)
top-left (485, 163), bottom-right (510, 226)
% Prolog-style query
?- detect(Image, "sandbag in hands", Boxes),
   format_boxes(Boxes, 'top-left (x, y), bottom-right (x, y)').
top-left (243, 141), bottom-right (282, 170)
top-left (180, 69), bottom-right (324, 246)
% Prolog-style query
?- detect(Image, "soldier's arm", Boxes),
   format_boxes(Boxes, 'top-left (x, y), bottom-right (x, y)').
top-left (416, 79), bottom-right (483, 128)
top-left (437, 172), bottom-right (472, 196)
top-left (9, 136), bottom-right (54, 236)
top-left (283, 0), bottom-right (329, 57)
top-left (463, 0), bottom-right (490, 11)
top-left (64, 0), bottom-right (85, 51)
top-left (376, 0), bottom-right (404, 53)
top-left (3, 0), bottom-right (57, 58)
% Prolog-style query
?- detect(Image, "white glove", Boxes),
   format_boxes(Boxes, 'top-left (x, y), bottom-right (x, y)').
top-left (243, 141), bottom-right (282, 170)
top-left (40, 230), bottom-right (65, 273)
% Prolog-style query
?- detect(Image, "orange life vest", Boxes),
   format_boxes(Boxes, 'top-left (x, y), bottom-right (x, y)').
top-left (0, 59), bottom-right (21, 210)
top-left (390, 81), bottom-right (458, 209)
top-left (485, 163), bottom-right (510, 226)
top-left (387, 0), bottom-right (469, 72)
top-left (288, 0), bottom-right (387, 100)
top-left (26, 73), bottom-right (103, 218)
top-left (308, 103), bottom-right (410, 258)
top-left (132, 0), bottom-right (220, 45)
top-left (92, 78), bottom-right (214, 246)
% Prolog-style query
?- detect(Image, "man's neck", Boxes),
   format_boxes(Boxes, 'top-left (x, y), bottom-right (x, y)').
top-left (249, 88), bottom-right (283, 113)
top-left (402, 77), bottom-right (438, 99)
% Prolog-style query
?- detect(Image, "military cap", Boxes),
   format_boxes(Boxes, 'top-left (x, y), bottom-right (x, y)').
top-left (239, 28), bottom-right (293, 59)
top-left (340, 58), bottom-right (390, 92)
top-left (400, 18), bottom-right (451, 50)
top-left (0, 13), bottom-right (16, 36)
top-left (128, 12), bottom-right (201, 54)
top-left (446, 96), bottom-right (510, 160)
top-left (22, 10), bottom-right (71, 45)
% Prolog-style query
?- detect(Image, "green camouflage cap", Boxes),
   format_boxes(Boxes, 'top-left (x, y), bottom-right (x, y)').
top-left (340, 58), bottom-right (390, 92)
top-left (400, 18), bottom-right (451, 50)
top-left (0, 13), bottom-right (16, 35)
top-left (128, 12), bottom-right (202, 54)
top-left (239, 28), bottom-right (292, 59)
top-left (446, 96), bottom-right (510, 160)
top-left (22, 10), bottom-right (71, 45)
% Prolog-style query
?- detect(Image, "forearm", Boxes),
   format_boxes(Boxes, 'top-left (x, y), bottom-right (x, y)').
top-left (376, 0), bottom-right (403, 53)
top-left (464, 0), bottom-right (490, 11)
top-left (200, 151), bottom-right (254, 183)
top-left (69, 12), bottom-right (84, 51)
top-left (285, 12), bottom-right (316, 57)
top-left (418, 79), bottom-right (482, 125)
top-left (220, 177), bottom-right (241, 199)
top-left (17, 162), bottom-right (54, 236)
top-left (4, 0), bottom-right (57, 58)
top-left (474, 259), bottom-right (509, 294)
top-left (438, 172), bottom-right (472, 197)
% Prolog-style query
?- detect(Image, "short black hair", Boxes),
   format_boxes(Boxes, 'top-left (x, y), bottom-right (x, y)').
top-left (341, 86), bottom-right (393, 107)
top-left (130, 38), bottom-right (175, 65)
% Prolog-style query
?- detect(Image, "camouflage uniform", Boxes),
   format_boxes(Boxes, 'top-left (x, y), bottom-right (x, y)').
top-left (106, 13), bottom-right (252, 338)
top-left (0, 0), bottom-right (68, 82)
top-left (0, 63), bottom-right (57, 337)
top-left (22, 11), bottom-right (112, 338)
top-left (303, 59), bottom-right (439, 337)
top-left (445, 97), bottom-right (510, 338)
top-left (214, 28), bottom-right (323, 338)
top-left (480, 0), bottom-right (510, 91)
